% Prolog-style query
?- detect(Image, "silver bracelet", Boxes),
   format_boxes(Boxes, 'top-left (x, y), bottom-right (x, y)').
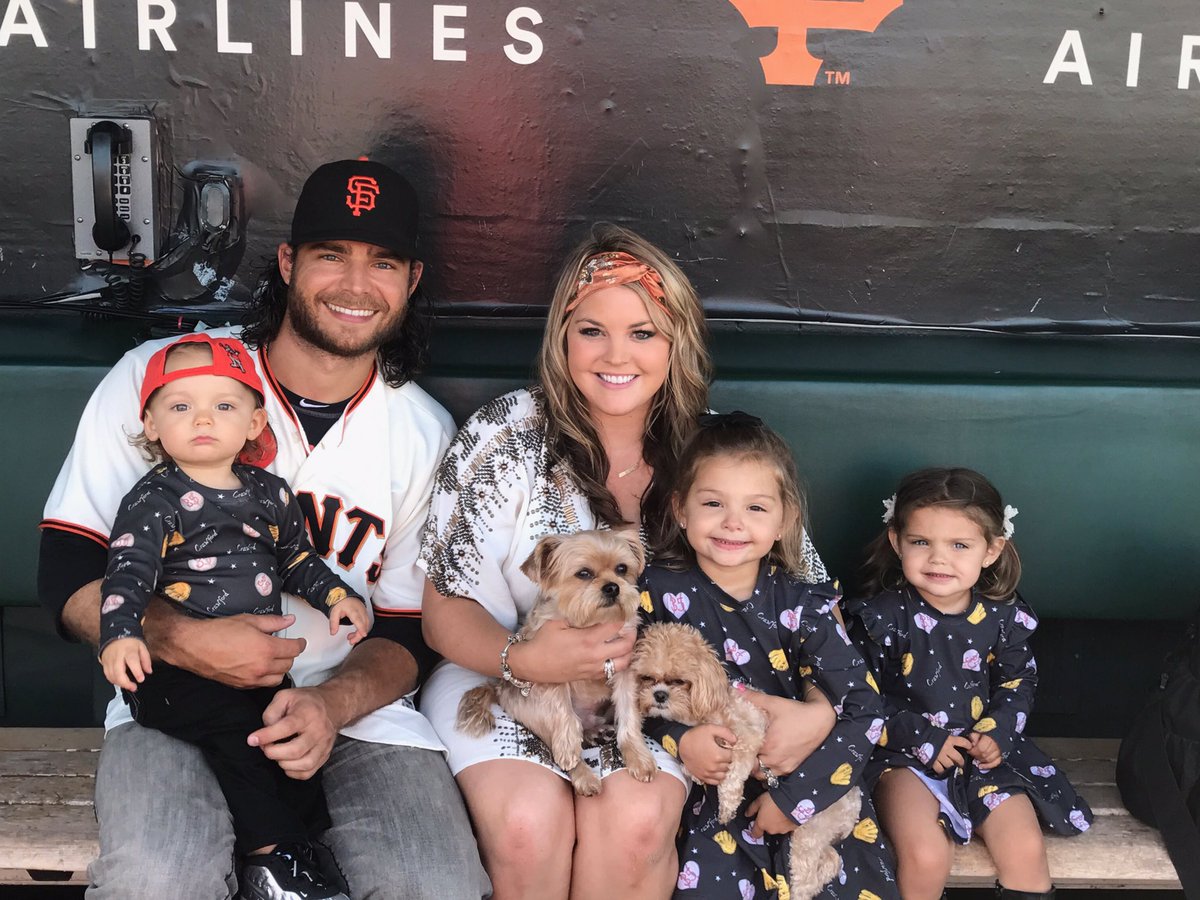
top-left (500, 632), bottom-right (533, 697)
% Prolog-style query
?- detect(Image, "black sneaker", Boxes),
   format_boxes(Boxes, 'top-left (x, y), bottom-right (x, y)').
top-left (239, 842), bottom-right (350, 900)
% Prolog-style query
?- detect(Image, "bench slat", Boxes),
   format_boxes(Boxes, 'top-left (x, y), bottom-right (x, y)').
top-left (0, 804), bottom-right (98, 873)
top-left (1068, 783), bottom-right (1123, 815)
top-left (1035, 737), bottom-right (1122, 759)
top-left (0, 869), bottom-right (89, 886)
top-left (0, 750), bottom-right (102, 778)
top-left (0, 776), bottom-right (96, 806)
top-left (0, 728), bottom-right (104, 752)
top-left (1050, 757), bottom-right (1126, 785)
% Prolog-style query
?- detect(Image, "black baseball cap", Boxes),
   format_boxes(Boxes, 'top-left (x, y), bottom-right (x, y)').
top-left (290, 159), bottom-right (420, 258)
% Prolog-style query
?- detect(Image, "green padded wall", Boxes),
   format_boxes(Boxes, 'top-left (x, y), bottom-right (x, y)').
top-left (3, 314), bottom-right (1198, 726)
top-left (6, 315), bottom-right (1200, 622)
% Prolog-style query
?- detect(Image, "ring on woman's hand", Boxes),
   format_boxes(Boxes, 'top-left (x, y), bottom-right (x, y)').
top-left (603, 657), bottom-right (616, 682)
top-left (758, 758), bottom-right (780, 789)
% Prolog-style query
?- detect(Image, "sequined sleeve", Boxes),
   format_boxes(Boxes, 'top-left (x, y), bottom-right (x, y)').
top-left (419, 390), bottom-right (548, 625)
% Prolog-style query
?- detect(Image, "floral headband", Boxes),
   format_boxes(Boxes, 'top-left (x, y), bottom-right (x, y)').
top-left (564, 251), bottom-right (672, 319)
top-left (881, 495), bottom-right (1019, 540)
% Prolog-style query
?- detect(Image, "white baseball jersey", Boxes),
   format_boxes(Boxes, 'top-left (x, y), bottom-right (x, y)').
top-left (42, 326), bottom-right (456, 748)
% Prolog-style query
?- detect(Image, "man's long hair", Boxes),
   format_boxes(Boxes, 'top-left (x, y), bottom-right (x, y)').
top-left (240, 250), bottom-right (432, 387)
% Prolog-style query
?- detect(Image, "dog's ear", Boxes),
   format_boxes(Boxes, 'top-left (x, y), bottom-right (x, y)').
top-left (520, 534), bottom-right (563, 583)
top-left (688, 653), bottom-right (732, 722)
top-left (615, 527), bottom-right (646, 574)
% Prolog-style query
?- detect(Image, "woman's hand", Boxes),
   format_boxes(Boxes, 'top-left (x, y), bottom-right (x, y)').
top-left (678, 725), bottom-right (738, 784)
top-left (423, 580), bottom-right (635, 683)
top-left (508, 620), bottom-right (636, 684)
top-left (744, 687), bottom-right (836, 777)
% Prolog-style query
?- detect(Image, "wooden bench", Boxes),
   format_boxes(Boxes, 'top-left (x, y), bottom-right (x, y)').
top-left (0, 729), bottom-right (1180, 890)
top-left (948, 738), bottom-right (1179, 890)
top-left (0, 728), bottom-right (99, 886)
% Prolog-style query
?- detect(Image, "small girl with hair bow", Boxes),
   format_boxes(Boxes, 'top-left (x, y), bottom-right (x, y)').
top-left (844, 467), bottom-right (1093, 900)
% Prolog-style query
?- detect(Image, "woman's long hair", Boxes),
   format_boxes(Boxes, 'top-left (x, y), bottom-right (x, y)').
top-left (536, 224), bottom-right (711, 537)
top-left (240, 250), bottom-right (432, 387)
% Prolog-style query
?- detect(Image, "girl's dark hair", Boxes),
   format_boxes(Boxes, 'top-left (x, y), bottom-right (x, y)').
top-left (239, 250), bottom-right (432, 387)
top-left (653, 415), bottom-right (820, 580)
top-left (859, 467), bottom-right (1021, 602)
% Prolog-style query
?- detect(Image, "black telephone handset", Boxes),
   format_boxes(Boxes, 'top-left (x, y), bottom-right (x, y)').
top-left (85, 121), bottom-right (133, 253)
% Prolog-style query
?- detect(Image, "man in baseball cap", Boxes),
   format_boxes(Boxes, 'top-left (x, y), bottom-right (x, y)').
top-left (250, 157), bottom-right (430, 370)
top-left (40, 159), bottom-right (490, 900)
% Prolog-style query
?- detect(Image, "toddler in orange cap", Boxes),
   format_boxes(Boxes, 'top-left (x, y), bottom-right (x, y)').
top-left (99, 333), bottom-right (367, 899)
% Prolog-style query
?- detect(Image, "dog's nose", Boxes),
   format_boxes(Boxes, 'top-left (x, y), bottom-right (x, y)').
top-left (653, 689), bottom-right (669, 704)
top-left (601, 582), bottom-right (620, 601)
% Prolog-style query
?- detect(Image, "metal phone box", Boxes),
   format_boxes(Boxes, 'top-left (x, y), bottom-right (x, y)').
top-left (70, 116), bottom-right (159, 263)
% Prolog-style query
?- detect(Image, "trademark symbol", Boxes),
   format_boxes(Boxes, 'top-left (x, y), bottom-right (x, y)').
top-left (825, 70), bottom-right (852, 85)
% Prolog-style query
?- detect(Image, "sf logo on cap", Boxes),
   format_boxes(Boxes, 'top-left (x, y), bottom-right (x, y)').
top-left (346, 175), bottom-right (380, 217)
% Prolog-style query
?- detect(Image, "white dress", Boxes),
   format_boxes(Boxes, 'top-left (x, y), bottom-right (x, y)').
top-left (418, 387), bottom-right (687, 782)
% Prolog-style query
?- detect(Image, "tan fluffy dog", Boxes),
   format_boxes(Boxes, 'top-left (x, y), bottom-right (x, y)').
top-left (621, 622), bottom-right (862, 900)
top-left (457, 530), bottom-right (657, 796)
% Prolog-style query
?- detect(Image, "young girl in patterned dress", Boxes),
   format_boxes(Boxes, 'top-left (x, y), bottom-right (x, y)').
top-left (844, 468), bottom-right (1093, 900)
top-left (639, 413), bottom-right (899, 899)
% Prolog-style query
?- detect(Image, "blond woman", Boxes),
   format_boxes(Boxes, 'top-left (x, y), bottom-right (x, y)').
top-left (419, 225), bottom-right (829, 899)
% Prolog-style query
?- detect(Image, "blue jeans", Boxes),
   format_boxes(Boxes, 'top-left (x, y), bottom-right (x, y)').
top-left (88, 722), bottom-right (491, 899)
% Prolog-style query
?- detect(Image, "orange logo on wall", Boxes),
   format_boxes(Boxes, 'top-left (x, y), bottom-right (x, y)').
top-left (726, 0), bottom-right (904, 85)
top-left (346, 175), bottom-right (380, 216)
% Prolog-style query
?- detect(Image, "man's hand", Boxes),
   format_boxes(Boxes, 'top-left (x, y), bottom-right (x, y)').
top-left (245, 639), bottom-right (416, 780)
top-left (146, 607), bottom-right (305, 689)
top-left (967, 731), bottom-right (1002, 768)
top-left (100, 637), bottom-right (152, 692)
top-left (744, 688), bottom-right (836, 777)
top-left (247, 687), bottom-right (337, 780)
top-left (933, 734), bottom-right (973, 774)
top-left (745, 791), bottom-right (799, 838)
top-left (330, 597), bottom-right (370, 645)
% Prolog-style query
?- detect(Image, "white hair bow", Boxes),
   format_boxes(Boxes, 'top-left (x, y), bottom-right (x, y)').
top-left (881, 495), bottom-right (896, 524)
top-left (1002, 505), bottom-right (1019, 539)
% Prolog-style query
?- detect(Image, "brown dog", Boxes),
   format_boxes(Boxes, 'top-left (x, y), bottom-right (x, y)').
top-left (457, 530), bottom-right (657, 795)
top-left (620, 622), bottom-right (862, 900)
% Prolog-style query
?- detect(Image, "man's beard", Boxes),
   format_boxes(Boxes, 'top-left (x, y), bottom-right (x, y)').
top-left (285, 285), bottom-right (408, 359)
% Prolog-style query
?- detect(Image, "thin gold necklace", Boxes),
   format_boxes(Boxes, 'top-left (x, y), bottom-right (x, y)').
top-left (616, 459), bottom-right (644, 478)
